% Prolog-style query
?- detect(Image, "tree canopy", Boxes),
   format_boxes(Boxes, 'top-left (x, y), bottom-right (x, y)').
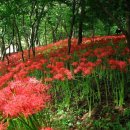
top-left (0, 0), bottom-right (130, 61)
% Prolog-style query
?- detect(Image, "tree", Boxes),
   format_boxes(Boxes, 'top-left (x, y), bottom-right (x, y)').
top-left (0, 0), bottom-right (51, 61)
top-left (68, 0), bottom-right (76, 54)
top-left (89, 0), bottom-right (130, 48)
top-left (77, 0), bottom-right (86, 45)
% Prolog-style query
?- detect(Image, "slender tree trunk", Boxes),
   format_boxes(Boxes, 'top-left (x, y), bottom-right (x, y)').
top-left (30, 25), bottom-right (36, 57)
top-left (68, 0), bottom-right (76, 54)
top-left (14, 18), bottom-right (24, 61)
top-left (44, 21), bottom-right (47, 45)
top-left (29, 3), bottom-right (45, 56)
top-left (1, 25), bottom-right (9, 64)
top-left (9, 44), bottom-right (11, 55)
top-left (1, 33), bottom-right (9, 64)
top-left (15, 36), bottom-right (19, 52)
top-left (22, 14), bottom-right (30, 58)
top-left (77, 0), bottom-right (85, 45)
top-left (12, 24), bottom-right (15, 53)
top-left (35, 18), bottom-right (41, 46)
top-left (1, 35), bottom-right (6, 61)
top-left (52, 28), bottom-right (57, 43)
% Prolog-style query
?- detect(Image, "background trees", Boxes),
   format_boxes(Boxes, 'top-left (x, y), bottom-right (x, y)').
top-left (89, 0), bottom-right (130, 48)
top-left (0, 0), bottom-right (129, 61)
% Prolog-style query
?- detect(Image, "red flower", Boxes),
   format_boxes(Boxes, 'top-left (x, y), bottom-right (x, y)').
top-left (0, 72), bottom-right (13, 89)
top-left (0, 77), bottom-right (50, 118)
top-left (82, 67), bottom-right (93, 75)
top-left (95, 59), bottom-right (102, 66)
top-left (64, 69), bottom-right (73, 80)
top-left (0, 123), bottom-right (7, 130)
top-left (74, 66), bottom-right (81, 74)
top-left (71, 62), bottom-right (78, 67)
top-left (40, 127), bottom-right (53, 130)
top-left (108, 59), bottom-right (127, 71)
top-left (53, 73), bottom-right (65, 81)
top-left (44, 77), bottom-right (53, 82)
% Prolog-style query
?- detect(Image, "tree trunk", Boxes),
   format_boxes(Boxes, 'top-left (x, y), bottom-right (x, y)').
top-left (9, 44), bottom-right (11, 55)
top-left (1, 35), bottom-right (6, 61)
top-left (44, 21), bottom-right (47, 45)
top-left (77, 0), bottom-right (85, 45)
top-left (15, 36), bottom-right (19, 52)
top-left (14, 18), bottom-right (24, 61)
top-left (30, 25), bottom-right (36, 57)
top-left (1, 33), bottom-right (9, 64)
top-left (68, 0), bottom-right (76, 54)
top-left (12, 24), bottom-right (15, 53)
top-left (1, 27), bottom-right (7, 62)
top-left (51, 27), bottom-right (57, 43)
top-left (29, 3), bottom-right (45, 56)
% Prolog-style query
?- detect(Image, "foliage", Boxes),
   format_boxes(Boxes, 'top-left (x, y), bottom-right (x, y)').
top-left (0, 35), bottom-right (130, 129)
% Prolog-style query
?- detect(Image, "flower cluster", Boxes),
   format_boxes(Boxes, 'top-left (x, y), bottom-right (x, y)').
top-left (108, 59), bottom-right (127, 71)
top-left (94, 46), bottom-right (115, 58)
top-left (0, 77), bottom-right (50, 118)
top-left (0, 34), bottom-right (129, 129)
top-left (0, 123), bottom-right (7, 130)
top-left (45, 61), bottom-right (73, 81)
top-left (73, 61), bottom-right (96, 75)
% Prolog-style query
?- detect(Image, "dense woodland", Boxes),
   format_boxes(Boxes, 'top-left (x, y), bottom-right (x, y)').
top-left (0, 0), bottom-right (130, 130)
top-left (0, 0), bottom-right (130, 60)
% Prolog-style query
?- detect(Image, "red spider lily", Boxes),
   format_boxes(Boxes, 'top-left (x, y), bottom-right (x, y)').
top-left (0, 77), bottom-right (50, 118)
top-left (0, 35), bottom-right (128, 90)
top-left (86, 62), bottom-right (96, 67)
top-left (80, 58), bottom-right (87, 62)
top-left (53, 73), bottom-right (65, 81)
top-left (46, 60), bottom-right (73, 81)
top-left (13, 70), bottom-right (28, 80)
top-left (55, 62), bottom-right (64, 68)
top-left (0, 61), bottom-right (8, 75)
top-left (95, 59), bottom-right (102, 66)
top-left (82, 67), bottom-right (93, 76)
top-left (121, 47), bottom-right (130, 55)
top-left (74, 66), bottom-right (82, 74)
top-left (81, 51), bottom-right (91, 57)
top-left (71, 62), bottom-right (78, 67)
top-left (94, 46), bottom-right (115, 58)
top-left (0, 72), bottom-right (14, 89)
top-left (0, 122), bottom-right (7, 130)
top-left (1, 35), bottom-right (125, 66)
top-left (74, 61), bottom-right (95, 75)
top-left (40, 127), bottom-right (53, 130)
top-left (108, 59), bottom-right (127, 71)
top-left (53, 67), bottom-right (73, 81)
top-left (44, 78), bottom-right (53, 82)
